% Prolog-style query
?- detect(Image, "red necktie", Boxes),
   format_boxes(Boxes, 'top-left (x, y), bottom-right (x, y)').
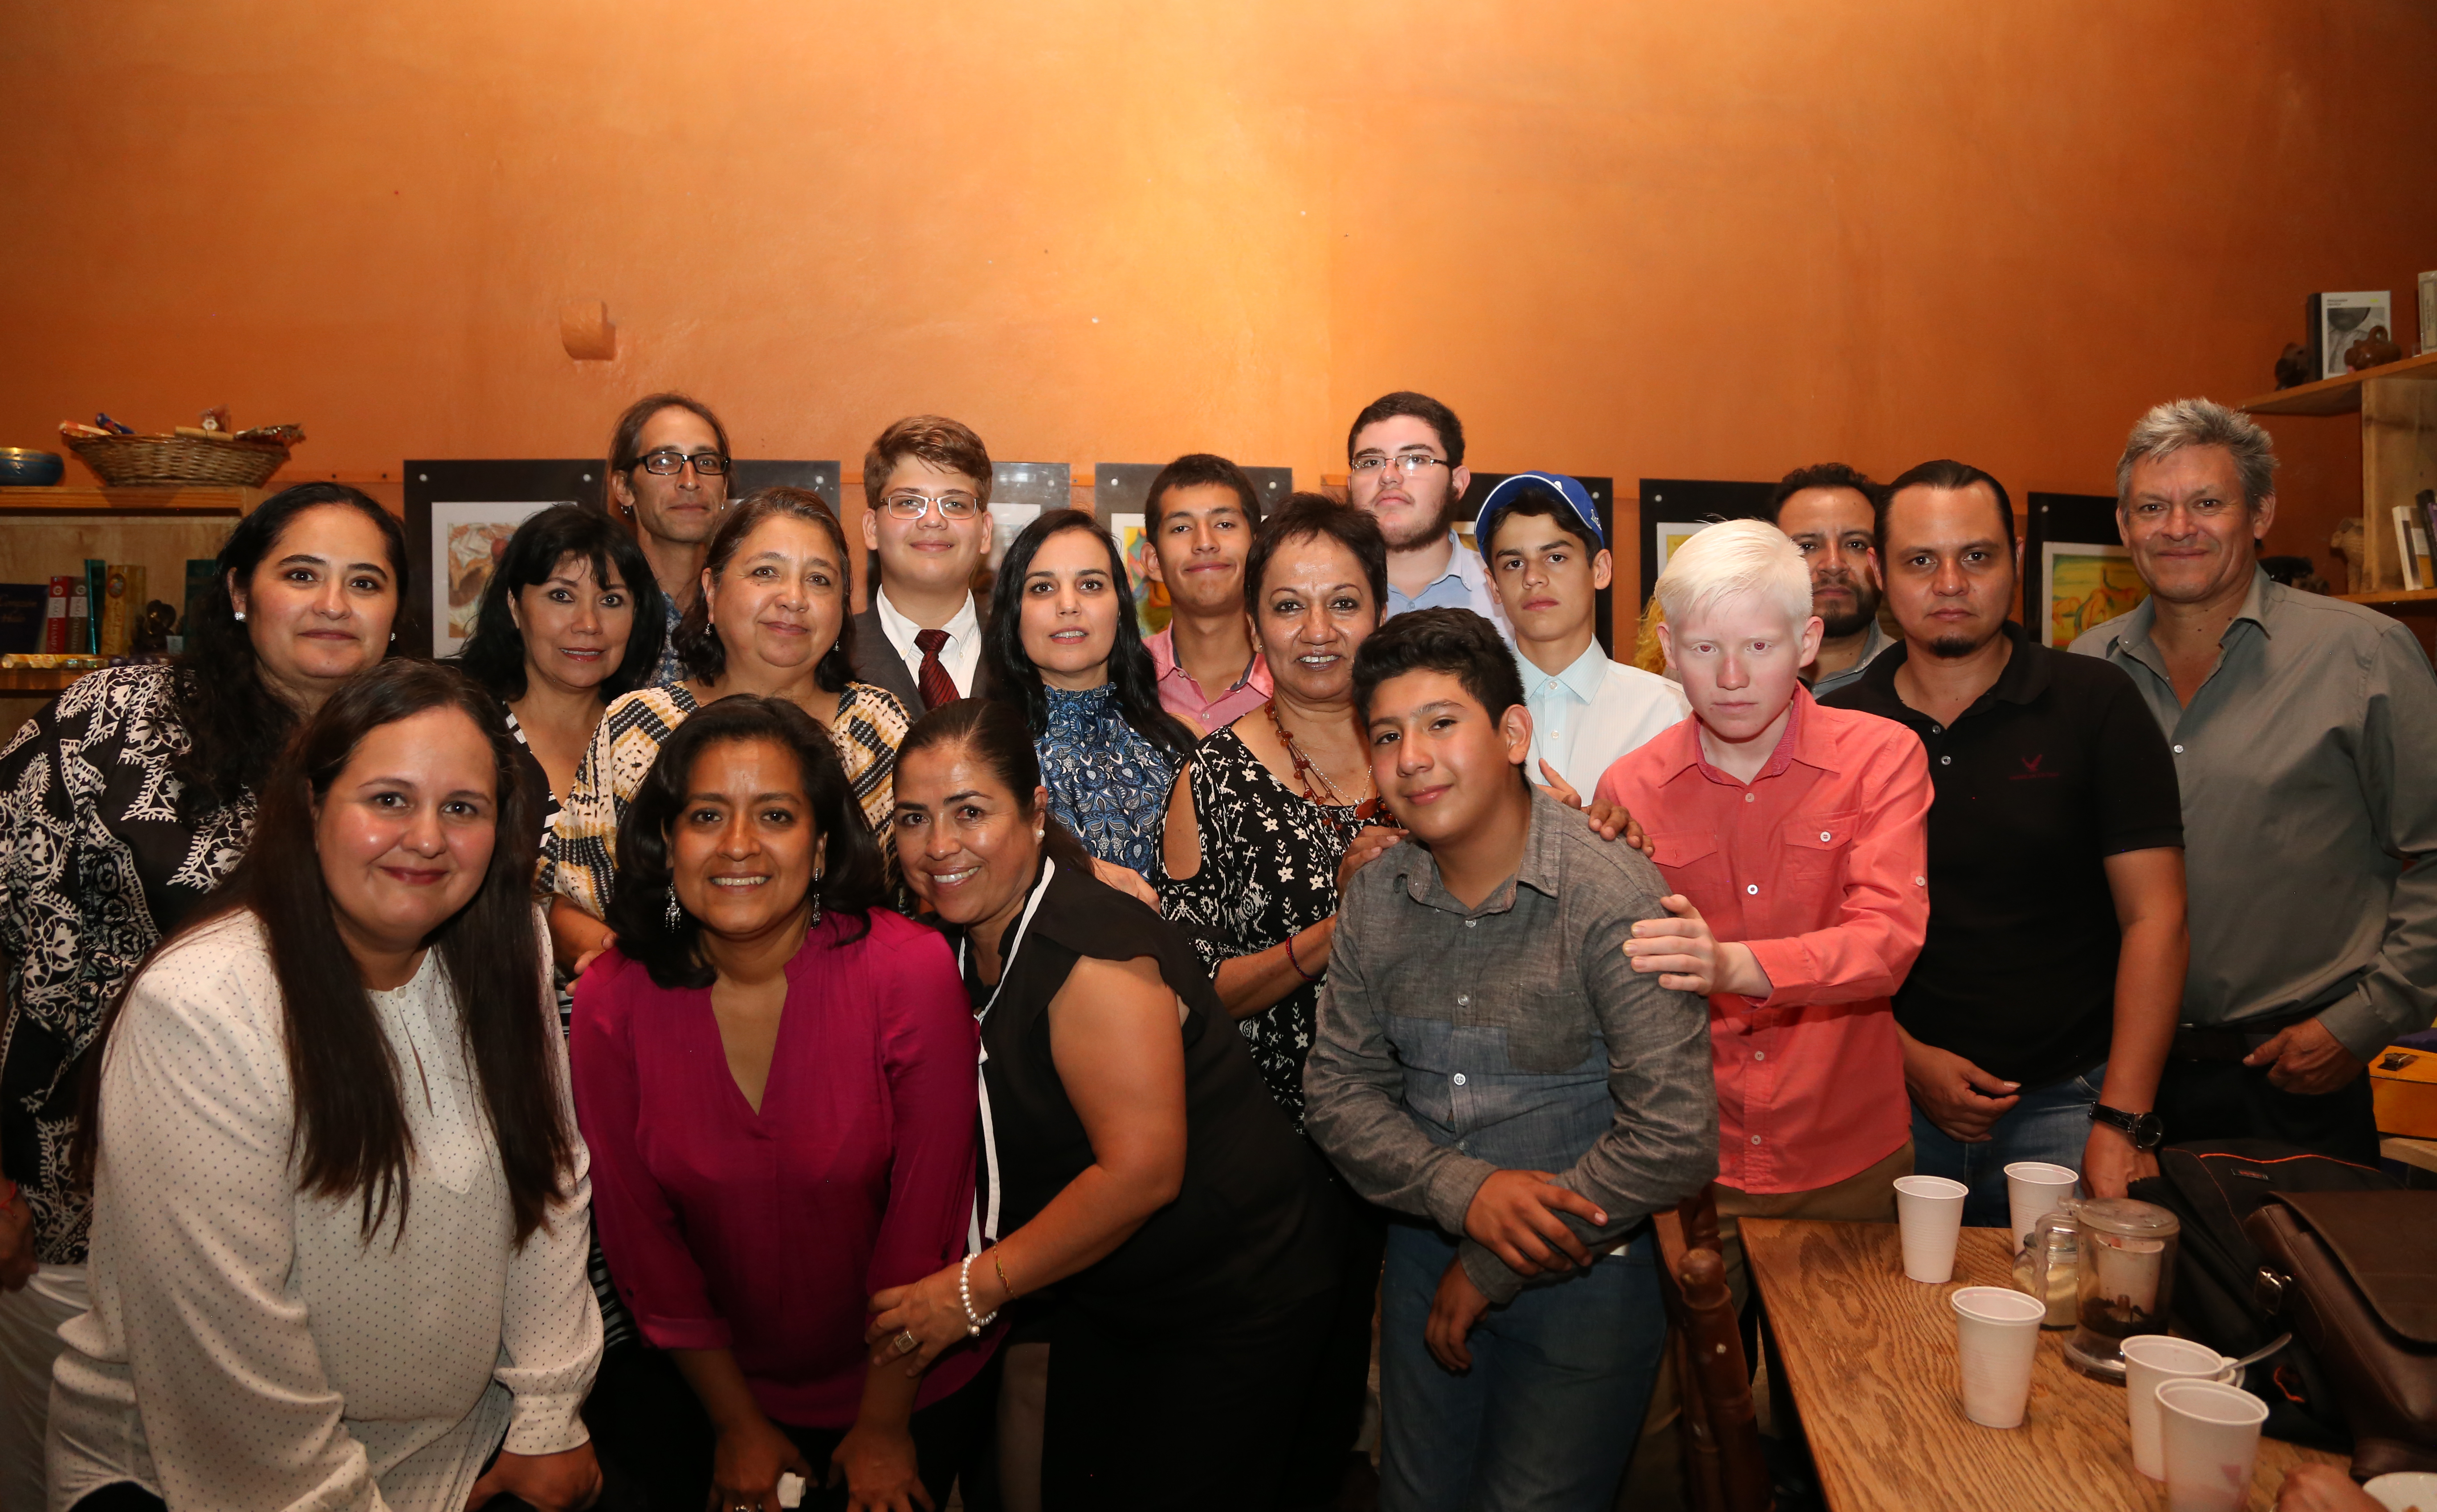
top-left (914, 627), bottom-right (958, 711)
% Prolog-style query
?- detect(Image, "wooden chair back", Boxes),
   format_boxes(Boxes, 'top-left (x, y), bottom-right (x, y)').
top-left (1653, 1183), bottom-right (1773, 1512)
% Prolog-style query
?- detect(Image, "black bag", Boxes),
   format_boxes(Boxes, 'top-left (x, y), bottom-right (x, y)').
top-left (2128, 1140), bottom-right (2398, 1448)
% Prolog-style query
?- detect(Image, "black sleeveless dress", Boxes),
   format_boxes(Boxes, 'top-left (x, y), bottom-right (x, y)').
top-left (963, 856), bottom-right (1345, 1510)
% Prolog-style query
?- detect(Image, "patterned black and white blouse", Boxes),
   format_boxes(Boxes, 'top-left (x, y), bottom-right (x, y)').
top-left (0, 665), bottom-right (255, 1265)
top-left (549, 680), bottom-right (909, 924)
top-left (1158, 726), bottom-right (1366, 1130)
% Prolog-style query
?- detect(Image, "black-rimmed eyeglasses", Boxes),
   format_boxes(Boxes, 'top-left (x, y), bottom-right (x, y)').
top-left (633, 449), bottom-right (730, 476)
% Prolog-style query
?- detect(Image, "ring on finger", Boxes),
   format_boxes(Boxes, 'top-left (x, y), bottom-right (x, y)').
top-left (893, 1327), bottom-right (921, 1357)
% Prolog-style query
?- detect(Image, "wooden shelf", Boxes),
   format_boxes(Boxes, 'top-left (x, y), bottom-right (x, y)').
top-left (0, 668), bottom-right (91, 693)
top-left (2239, 349), bottom-right (2437, 417)
top-left (2340, 588), bottom-right (2437, 609)
top-left (0, 485), bottom-right (264, 516)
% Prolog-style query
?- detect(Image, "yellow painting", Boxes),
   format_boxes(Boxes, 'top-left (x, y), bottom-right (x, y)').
top-left (1110, 513), bottom-right (1172, 636)
top-left (2042, 543), bottom-right (2146, 647)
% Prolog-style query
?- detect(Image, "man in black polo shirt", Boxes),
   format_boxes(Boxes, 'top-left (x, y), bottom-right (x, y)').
top-left (1821, 459), bottom-right (2188, 1223)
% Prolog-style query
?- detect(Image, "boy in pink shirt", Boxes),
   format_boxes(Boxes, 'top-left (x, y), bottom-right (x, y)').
top-left (1594, 518), bottom-right (1931, 1301)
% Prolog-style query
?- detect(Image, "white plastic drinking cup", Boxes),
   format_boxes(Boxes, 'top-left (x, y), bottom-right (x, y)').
top-left (2123, 1335), bottom-right (2235, 1480)
top-left (2004, 1161), bottom-right (2080, 1255)
top-left (1951, 1285), bottom-right (2046, 1428)
top-left (2156, 1378), bottom-right (2269, 1512)
top-left (1895, 1175), bottom-right (1969, 1282)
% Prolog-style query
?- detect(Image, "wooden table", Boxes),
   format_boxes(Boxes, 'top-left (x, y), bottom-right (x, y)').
top-left (1742, 1218), bottom-right (2347, 1512)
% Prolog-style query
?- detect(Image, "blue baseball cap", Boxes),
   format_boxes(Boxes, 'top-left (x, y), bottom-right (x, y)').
top-left (1472, 471), bottom-right (1605, 557)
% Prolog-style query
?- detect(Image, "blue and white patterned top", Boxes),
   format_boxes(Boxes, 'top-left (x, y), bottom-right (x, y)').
top-left (1036, 683), bottom-right (1180, 875)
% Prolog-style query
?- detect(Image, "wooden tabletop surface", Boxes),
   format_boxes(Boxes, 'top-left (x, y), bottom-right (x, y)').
top-left (1741, 1218), bottom-right (2347, 1512)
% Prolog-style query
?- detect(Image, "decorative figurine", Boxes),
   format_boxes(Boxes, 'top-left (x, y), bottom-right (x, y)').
top-left (2275, 342), bottom-right (2315, 390)
top-left (2330, 517), bottom-right (2367, 595)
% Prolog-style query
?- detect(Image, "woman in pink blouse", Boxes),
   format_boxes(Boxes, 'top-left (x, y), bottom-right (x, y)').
top-left (571, 695), bottom-right (994, 1512)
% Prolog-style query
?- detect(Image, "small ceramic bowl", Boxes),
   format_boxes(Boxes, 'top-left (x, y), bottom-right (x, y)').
top-left (2365, 1471), bottom-right (2437, 1512)
top-left (0, 449), bottom-right (64, 487)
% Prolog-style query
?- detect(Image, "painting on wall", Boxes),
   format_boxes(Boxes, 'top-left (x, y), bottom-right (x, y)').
top-left (2041, 541), bottom-right (2146, 647)
top-left (1108, 512), bottom-right (1171, 636)
top-left (431, 499), bottom-right (566, 655)
top-left (1651, 521), bottom-right (1712, 581)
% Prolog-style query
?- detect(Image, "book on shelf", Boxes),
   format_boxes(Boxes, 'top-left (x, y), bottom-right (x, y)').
top-left (66, 574), bottom-right (90, 660)
top-left (84, 560), bottom-right (105, 653)
top-left (2309, 291), bottom-right (2395, 381)
top-left (2395, 505), bottom-right (2433, 593)
top-left (0, 585), bottom-right (47, 655)
top-left (181, 559), bottom-right (217, 639)
top-left (43, 577), bottom-right (69, 653)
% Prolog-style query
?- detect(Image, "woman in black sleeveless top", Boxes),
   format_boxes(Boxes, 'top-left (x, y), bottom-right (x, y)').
top-left (871, 699), bottom-right (1343, 1512)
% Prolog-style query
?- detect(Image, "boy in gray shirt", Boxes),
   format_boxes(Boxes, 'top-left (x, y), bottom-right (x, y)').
top-left (1303, 607), bottom-right (1718, 1512)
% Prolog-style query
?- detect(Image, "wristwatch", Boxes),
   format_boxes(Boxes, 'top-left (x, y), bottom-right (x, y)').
top-left (2090, 1103), bottom-right (2165, 1151)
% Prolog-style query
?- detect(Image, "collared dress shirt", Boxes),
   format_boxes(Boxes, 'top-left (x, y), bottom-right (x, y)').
top-left (1594, 690), bottom-right (1931, 1194)
top-left (1144, 625), bottom-right (1272, 732)
top-left (1516, 642), bottom-right (1691, 800)
top-left (1302, 787), bottom-right (1718, 1303)
top-left (1807, 620), bottom-right (1896, 700)
top-left (872, 586), bottom-right (982, 700)
top-left (2071, 569), bottom-right (2437, 1059)
top-left (1386, 531), bottom-right (1512, 640)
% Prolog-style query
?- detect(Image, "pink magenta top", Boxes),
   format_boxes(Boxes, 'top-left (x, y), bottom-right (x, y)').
top-left (571, 908), bottom-right (994, 1427)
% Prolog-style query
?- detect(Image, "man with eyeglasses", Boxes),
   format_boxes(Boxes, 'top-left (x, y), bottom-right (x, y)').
top-left (850, 416), bottom-right (994, 711)
top-left (605, 392), bottom-right (733, 686)
top-left (2072, 398), bottom-right (2437, 1162)
top-left (1345, 392), bottom-right (1510, 638)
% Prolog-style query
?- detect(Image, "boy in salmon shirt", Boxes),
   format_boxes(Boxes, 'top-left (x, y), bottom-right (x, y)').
top-left (1593, 518), bottom-right (1932, 1306)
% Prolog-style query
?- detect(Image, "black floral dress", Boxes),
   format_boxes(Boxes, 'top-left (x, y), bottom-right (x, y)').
top-left (1157, 727), bottom-right (1367, 1129)
top-left (0, 666), bottom-right (254, 1265)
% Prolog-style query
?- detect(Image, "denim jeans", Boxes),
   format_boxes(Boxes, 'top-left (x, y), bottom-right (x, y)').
top-left (1910, 1060), bottom-right (2106, 1228)
top-left (1377, 1221), bottom-right (1668, 1512)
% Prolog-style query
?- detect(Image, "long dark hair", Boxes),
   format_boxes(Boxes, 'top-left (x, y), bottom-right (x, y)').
top-left (894, 698), bottom-right (1092, 875)
top-left (171, 483), bottom-right (411, 809)
top-left (980, 509), bottom-right (1193, 757)
top-left (82, 660), bottom-right (571, 1245)
top-left (673, 488), bottom-right (857, 690)
top-left (604, 696), bottom-right (889, 990)
top-left (455, 504), bottom-right (665, 703)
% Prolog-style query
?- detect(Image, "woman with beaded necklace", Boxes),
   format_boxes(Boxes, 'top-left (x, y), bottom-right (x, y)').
top-left (1155, 494), bottom-right (1406, 1507)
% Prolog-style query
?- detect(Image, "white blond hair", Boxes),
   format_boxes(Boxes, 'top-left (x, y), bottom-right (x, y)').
top-left (1654, 518), bottom-right (1813, 631)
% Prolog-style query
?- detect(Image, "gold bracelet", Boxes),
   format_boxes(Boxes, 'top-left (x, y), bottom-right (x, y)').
top-left (993, 1246), bottom-right (1013, 1303)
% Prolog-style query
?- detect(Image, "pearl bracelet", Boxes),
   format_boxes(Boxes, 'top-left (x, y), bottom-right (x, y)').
top-left (959, 1253), bottom-right (999, 1337)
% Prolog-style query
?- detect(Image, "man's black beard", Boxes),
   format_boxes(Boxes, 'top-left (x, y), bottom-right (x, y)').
top-left (1813, 571), bottom-right (1880, 639)
top-left (1923, 630), bottom-right (1995, 660)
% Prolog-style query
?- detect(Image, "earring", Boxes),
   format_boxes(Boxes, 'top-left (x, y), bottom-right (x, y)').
top-left (388, 632), bottom-right (396, 643)
top-left (232, 610), bottom-right (245, 623)
top-left (664, 886), bottom-right (683, 931)
top-left (810, 868), bottom-right (824, 928)
top-left (1035, 825), bottom-right (1045, 841)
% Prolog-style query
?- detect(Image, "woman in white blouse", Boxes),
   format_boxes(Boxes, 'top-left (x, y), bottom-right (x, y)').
top-left (47, 660), bottom-right (603, 1512)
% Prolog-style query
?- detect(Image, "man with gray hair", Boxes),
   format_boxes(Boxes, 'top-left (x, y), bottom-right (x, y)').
top-left (2070, 398), bottom-right (2437, 1161)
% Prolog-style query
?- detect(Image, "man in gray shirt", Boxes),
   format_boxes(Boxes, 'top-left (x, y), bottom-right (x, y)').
top-left (1304, 608), bottom-right (1716, 1512)
top-left (2072, 398), bottom-right (2437, 1162)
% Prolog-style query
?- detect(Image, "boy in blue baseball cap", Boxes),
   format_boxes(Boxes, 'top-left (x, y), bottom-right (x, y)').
top-left (1474, 473), bottom-right (1688, 801)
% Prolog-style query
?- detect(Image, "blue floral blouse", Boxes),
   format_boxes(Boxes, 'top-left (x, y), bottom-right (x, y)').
top-left (1037, 684), bottom-right (1181, 874)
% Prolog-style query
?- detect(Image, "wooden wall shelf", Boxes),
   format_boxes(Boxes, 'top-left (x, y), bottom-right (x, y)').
top-left (2240, 350), bottom-right (2437, 417)
top-left (2244, 359), bottom-right (2437, 605)
top-left (0, 669), bottom-right (90, 693)
top-left (0, 485), bottom-right (265, 516)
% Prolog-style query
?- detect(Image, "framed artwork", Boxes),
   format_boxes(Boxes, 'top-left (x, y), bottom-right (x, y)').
top-left (1104, 511), bottom-right (1170, 635)
top-left (1635, 478), bottom-right (1775, 611)
top-left (431, 499), bottom-right (566, 655)
top-left (2040, 542), bottom-right (2144, 648)
top-left (2024, 491), bottom-right (2139, 647)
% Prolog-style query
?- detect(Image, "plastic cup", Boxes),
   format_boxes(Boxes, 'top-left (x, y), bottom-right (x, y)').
top-left (2156, 1378), bottom-right (2268, 1512)
top-left (2004, 1161), bottom-right (2080, 1254)
top-left (1951, 1285), bottom-right (2046, 1428)
top-left (2123, 1335), bottom-right (2235, 1480)
top-left (1895, 1175), bottom-right (1969, 1282)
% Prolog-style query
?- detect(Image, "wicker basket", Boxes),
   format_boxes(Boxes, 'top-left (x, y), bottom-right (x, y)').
top-left (66, 432), bottom-right (289, 488)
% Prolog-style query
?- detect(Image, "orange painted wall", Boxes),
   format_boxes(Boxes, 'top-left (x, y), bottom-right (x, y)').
top-left (4, 1), bottom-right (2433, 631)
